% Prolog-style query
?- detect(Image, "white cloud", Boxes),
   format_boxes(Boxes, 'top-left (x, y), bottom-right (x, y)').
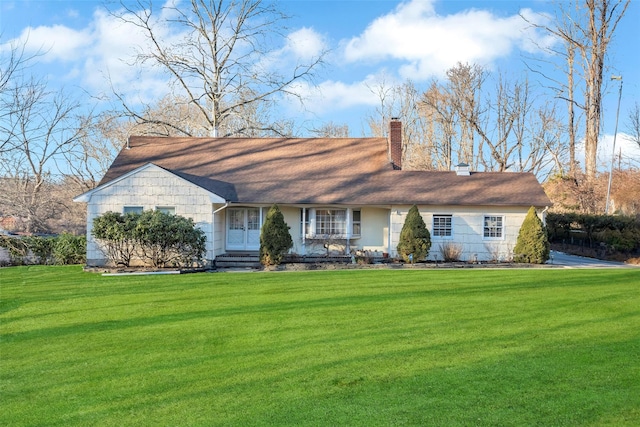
top-left (12, 24), bottom-right (92, 63)
top-left (285, 27), bottom-right (326, 60)
top-left (3, 1), bottom-right (196, 105)
top-left (598, 133), bottom-right (640, 168)
top-left (342, 0), bottom-right (555, 80)
top-left (280, 71), bottom-right (398, 124)
top-left (574, 133), bottom-right (640, 171)
top-left (256, 26), bottom-right (327, 77)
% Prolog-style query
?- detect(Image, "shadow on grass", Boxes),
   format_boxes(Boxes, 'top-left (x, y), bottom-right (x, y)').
top-left (33, 336), bottom-right (640, 427)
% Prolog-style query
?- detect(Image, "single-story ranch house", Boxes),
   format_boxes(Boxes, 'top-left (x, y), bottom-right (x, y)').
top-left (74, 120), bottom-right (552, 266)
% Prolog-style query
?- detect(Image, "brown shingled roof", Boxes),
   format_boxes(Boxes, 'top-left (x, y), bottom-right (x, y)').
top-left (100, 136), bottom-right (551, 207)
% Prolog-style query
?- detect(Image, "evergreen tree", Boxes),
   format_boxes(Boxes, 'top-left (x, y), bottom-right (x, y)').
top-left (514, 206), bottom-right (550, 264)
top-left (260, 205), bottom-right (293, 266)
top-left (397, 205), bottom-right (431, 263)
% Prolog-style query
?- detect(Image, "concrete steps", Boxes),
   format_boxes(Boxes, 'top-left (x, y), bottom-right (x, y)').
top-left (215, 253), bottom-right (261, 269)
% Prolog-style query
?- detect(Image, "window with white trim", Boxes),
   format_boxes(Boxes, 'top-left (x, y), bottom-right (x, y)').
top-left (301, 208), bottom-right (361, 238)
top-left (123, 206), bottom-right (143, 214)
top-left (483, 215), bottom-right (504, 238)
top-left (316, 209), bottom-right (346, 235)
top-left (156, 206), bottom-right (176, 215)
top-left (433, 215), bottom-right (452, 237)
top-left (352, 210), bottom-right (361, 236)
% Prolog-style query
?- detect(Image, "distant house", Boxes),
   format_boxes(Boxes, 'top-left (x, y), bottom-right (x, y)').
top-left (0, 216), bottom-right (18, 234)
top-left (74, 120), bottom-right (551, 266)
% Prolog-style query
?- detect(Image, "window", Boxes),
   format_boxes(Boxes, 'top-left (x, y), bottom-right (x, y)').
top-left (316, 209), bottom-right (346, 235)
top-left (352, 210), bottom-right (361, 236)
top-left (156, 206), bottom-right (176, 215)
top-left (123, 206), bottom-right (143, 214)
top-left (484, 215), bottom-right (504, 238)
top-left (433, 215), bottom-right (452, 237)
top-left (302, 208), bottom-right (360, 238)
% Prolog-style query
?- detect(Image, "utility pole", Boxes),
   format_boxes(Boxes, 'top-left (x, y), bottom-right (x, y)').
top-left (605, 75), bottom-right (623, 215)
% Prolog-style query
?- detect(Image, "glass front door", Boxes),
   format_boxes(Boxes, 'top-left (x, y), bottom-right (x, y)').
top-left (226, 208), bottom-right (261, 251)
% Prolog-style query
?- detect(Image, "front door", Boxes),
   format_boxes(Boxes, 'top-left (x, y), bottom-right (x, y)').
top-left (226, 208), bottom-right (261, 251)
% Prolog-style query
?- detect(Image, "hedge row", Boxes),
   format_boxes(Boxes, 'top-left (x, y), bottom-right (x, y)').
top-left (546, 213), bottom-right (640, 253)
top-left (0, 233), bottom-right (86, 266)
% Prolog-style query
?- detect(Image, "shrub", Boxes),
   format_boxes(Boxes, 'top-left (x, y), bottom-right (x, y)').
top-left (22, 236), bottom-right (55, 264)
top-left (0, 234), bottom-right (86, 266)
top-left (397, 205), bottom-right (431, 263)
top-left (546, 212), bottom-right (640, 254)
top-left (53, 233), bottom-right (86, 265)
top-left (0, 235), bottom-right (28, 265)
top-left (92, 211), bottom-right (139, 267)
top-left (260, 205), bottom-right (293, 266)
top-left (514, 207), bottom-right (550, 264)
top-left (438, 242), bottom-right (463, 262)
top-left (133, 210), bottom-right (206, 268)
top-left (92, 210), bottom-right (206, 268)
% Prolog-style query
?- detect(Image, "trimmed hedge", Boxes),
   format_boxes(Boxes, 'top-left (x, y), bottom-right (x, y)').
top-left (547, 212), bottom-right (640, 253)
top-left (0, 233), bottom-right (86, 266)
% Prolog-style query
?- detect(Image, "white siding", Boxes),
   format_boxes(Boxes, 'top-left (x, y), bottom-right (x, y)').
top-left (390, 205), bottom-right (532, 262)
top-left (84, 167), bottom-right (216, 266)
top-left (357, 207), bottom-right (389, 253)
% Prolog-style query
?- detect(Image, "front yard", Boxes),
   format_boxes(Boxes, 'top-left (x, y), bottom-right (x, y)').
top-left (1, 266), bottom-right (639, 426)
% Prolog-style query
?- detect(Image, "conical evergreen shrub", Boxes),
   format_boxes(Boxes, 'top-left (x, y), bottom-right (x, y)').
top-left (396, 205), bottom-right (431, 263)
top-left (260, 205), bottom-right (293, 266)
top-left (514, 206), bottom-right (550, 264)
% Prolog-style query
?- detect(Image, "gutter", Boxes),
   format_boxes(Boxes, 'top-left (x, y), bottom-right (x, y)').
top-left (212, 203), bottom-right (229, 263)
top-left (541, 206), bottom-right (549, 227)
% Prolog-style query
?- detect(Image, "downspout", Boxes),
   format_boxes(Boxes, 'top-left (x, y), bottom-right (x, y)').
top-left (541, 206), bottom-right (549, 227)
top-left (212, 203), bottom-right (229, 264)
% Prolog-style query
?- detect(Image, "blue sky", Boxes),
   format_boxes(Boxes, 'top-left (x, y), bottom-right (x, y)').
top-left (2, 0), bottom-right (639, 166)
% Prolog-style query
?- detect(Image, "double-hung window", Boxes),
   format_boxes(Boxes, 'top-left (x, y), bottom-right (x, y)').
top-left (301, 208), bottom-right (361, 238)
top-left (483, 215), bottom-right (504, 238)
top-left (156, 206), bottom-right (176, 215)
top-left (123, 206), bottom-right (143, 214)
top-left (433, 215), bottom-right (452, 237)
top-left (352, 210), bottom-right (361, 237)
top-left (316, 209), bottom-right (346, 236)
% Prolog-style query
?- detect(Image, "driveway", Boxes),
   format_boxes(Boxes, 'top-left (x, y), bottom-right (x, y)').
top-left (547, 250), bottom-right (640, 268)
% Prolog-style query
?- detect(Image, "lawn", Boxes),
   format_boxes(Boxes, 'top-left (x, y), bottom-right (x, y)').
top-left (1, 266), bottom-right (639, 426)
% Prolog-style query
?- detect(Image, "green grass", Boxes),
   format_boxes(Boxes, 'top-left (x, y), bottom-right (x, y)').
top-left (1, 266), bottom-right (639, 426)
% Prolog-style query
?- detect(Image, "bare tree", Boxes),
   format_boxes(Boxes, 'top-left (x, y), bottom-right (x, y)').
top-left (580, 0), bottom-right (629, 180)
top-left (64, 112), bottom-right (129, 191)
top-left (419, 63), bottom-right (566, 178)
top-left (445, 63), bottom-right (484, 168)
top-left (625, 102), bottom-right (640, 152)
top-left (527, 0), bottom-right (629, 180)
top-left (364, 78), bottom-right (431, 170)
top-left (112, 0), bottom-right (325, 137)
top-left (310, 122), bottom-right (350, 138)
top-left (1, 36), bottom-right (43, 154)
top-left (522, 5), bottom-right (583, 177)
top-left (517, 102), bottom-right (568, 180)
top-left (0, 76), bottom-right (83, 233)
top-left (420, 81), bottom-right (456, 170)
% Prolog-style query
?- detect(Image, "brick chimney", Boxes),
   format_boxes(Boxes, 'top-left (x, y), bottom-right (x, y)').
top-left (389, 118), bottom-right (402, 170)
